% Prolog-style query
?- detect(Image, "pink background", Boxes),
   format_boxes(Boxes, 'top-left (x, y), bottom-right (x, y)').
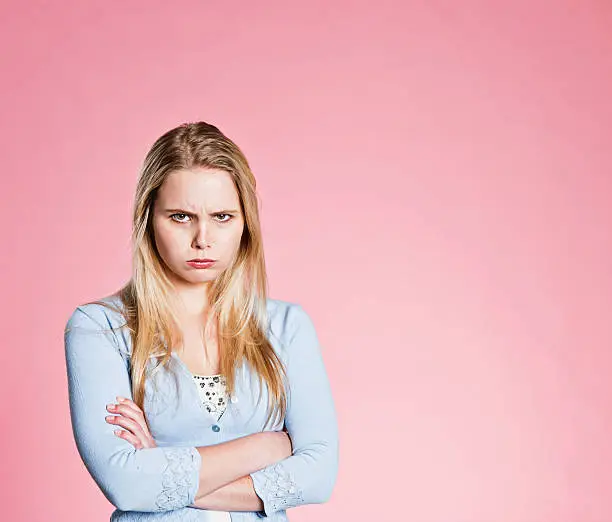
top-left (1, 1), bottom-right (611, 521)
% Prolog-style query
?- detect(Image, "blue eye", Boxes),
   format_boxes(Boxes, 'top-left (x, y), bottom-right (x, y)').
top-left (170, 213), bottom-right (190, 223)
top-left (170, 213), bottom-right (233, 223)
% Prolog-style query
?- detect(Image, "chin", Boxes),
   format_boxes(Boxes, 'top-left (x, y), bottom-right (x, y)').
top-left (186, 270), bottom-right (218, 282)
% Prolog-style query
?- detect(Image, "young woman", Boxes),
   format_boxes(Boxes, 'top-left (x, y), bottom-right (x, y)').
top-left (63, 121), bottom-right (339, 522)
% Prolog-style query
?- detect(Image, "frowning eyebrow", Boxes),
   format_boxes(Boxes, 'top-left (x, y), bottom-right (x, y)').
top-left (164, 208), bottom-right (240, 214)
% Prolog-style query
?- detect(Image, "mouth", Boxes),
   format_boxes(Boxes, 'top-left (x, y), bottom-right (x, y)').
top-left (186, 259), bottom-right (217, 269)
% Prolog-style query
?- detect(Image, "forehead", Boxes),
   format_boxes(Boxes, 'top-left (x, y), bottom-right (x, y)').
top-left (157, 168), bottom-right (239, 207)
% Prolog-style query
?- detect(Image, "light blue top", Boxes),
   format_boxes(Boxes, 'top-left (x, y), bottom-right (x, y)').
top-left (63, 294), bottom-right (339, 521)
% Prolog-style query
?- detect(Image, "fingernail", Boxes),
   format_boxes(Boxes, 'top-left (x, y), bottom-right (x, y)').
top-left (107, 404), bottom-right (115, 410)
top-left (117, 396), bottom-right (125, 402)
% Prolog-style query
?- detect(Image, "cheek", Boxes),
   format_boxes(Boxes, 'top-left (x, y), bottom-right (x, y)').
top-left (154, 223), bottom-right (182, 257)
top-left (218, 225), bottom-right (244, 255)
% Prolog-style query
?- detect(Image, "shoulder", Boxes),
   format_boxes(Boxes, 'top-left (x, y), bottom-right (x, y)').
top-left (65, 293), bottom-right (127, 330)
top-left (64, 294), bottom-right (130, 357)
top-left (266, 296), bottom-right (305, 327)
top-left (265, 297), bottom-right (318, 348)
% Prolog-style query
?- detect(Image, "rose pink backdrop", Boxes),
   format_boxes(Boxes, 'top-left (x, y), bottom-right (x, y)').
top-left (1, 1), bottom-right (610, 521)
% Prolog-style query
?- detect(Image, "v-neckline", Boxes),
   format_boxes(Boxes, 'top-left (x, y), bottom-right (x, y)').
top-left (171, 351), bottom-right (238, 426)
top-left (171, 348), bottom-right (221, 377)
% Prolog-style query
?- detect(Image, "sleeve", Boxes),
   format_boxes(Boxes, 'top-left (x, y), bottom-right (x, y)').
top-left (63, 305), bottom-right (202, 513)
top-left (249, 304), bottom-right (339, 517)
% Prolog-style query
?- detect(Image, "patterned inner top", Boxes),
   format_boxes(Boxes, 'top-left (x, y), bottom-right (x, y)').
top-left (192, 374), bottom-right (228, 420)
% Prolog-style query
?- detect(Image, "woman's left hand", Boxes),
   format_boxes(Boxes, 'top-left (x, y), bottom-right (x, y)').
top-left (105, 396), bottom-right (158, 449)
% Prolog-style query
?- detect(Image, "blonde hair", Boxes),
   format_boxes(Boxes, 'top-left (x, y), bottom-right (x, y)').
top-left (78, 121), bottom-right (287, 429)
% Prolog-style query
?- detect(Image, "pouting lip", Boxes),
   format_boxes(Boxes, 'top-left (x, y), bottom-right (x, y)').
top-left (187, 259), bottom-right (216, 262)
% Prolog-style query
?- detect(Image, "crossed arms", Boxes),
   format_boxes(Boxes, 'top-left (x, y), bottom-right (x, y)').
top-left (64, 303), bottom-right (339, 517)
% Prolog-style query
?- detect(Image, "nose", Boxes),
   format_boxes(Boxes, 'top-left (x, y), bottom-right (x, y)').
top-left (193, 222), bottom-right (212, 249)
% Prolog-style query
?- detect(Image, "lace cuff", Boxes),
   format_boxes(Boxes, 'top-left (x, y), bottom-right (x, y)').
top-left (155, 447), bottom-right (201, 511)
top-left (250, 462), bottom-right (304, 517)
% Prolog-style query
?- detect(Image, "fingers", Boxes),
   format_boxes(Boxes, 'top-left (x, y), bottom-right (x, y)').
top-left (105, 397), bottom-right (157, 449)
top-left (106, 411), bottom-right (146, 438)
top-left (106, 398), bottom-right (152, 438)
top-left (106, 415), bottom-right (156, 449)
top-left (117, 396), bottom-right (144, 418)
top-left (111, 398), bottom-right (148, 427)
top-left (114, 428), bottom-right (145, 449)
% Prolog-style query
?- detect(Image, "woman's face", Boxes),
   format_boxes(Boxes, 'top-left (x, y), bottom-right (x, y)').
top-left (152, 167), bottom-right (245, 288)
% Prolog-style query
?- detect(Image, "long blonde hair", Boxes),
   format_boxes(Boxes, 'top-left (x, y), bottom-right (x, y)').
top-left (79, 121), bottom-right (287, 429)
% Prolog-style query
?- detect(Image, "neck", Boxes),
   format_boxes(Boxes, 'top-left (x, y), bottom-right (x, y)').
top-left (172, 281), bottom-right (211, 320)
